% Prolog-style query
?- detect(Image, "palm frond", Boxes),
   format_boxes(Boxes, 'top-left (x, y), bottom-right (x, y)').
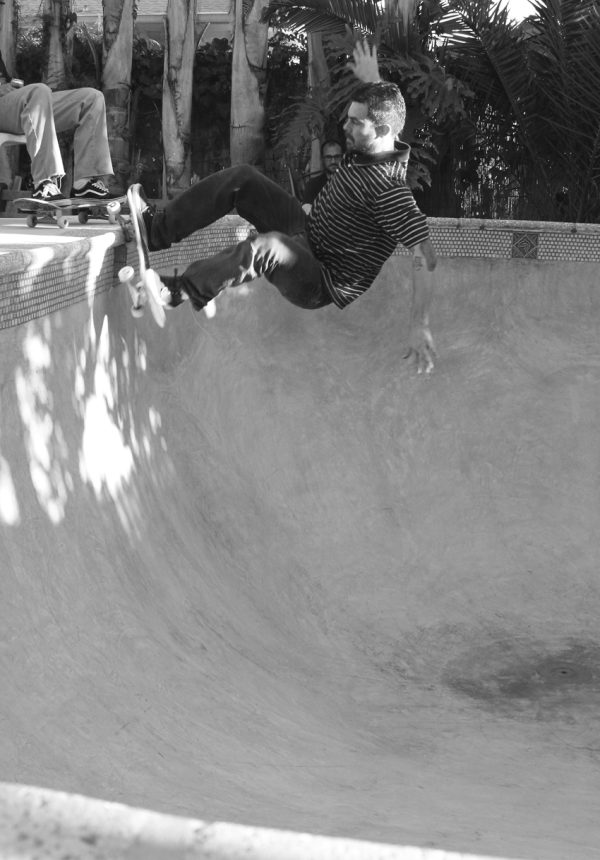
top-left (270, 90), bottom-right (327, 161)
top-left (263, 0), bottom-right (379, 35)
top-left (440, 0), bottom-right (600, 220)
top-left (441, 0), bottom-right (531, 113)
top-left (524, 0), bottom-right (600, 219)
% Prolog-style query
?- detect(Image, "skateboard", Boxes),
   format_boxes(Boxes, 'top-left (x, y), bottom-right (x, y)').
top-left (15, 196), bottom-right (128, 229)
top-left (71, 195), bottom-right (129, 225)
top-left (117, 186), bottom-right (166, 327)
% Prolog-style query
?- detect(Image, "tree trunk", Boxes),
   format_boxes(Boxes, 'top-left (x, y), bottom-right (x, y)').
top-left (0, 0), bottom-right (17, 73)
top-left (384, 0), bottom-right (416, 30)
top-left (230, 0), bottom-right (269, 167)
top-left (307, 31), bottom-right (329, 174)
top-left (103, 0), bottom-right (134, 193)
top-left (42, 0), bottom-right (68, 90)
top-left (162, 0), bottom-right (196, 196)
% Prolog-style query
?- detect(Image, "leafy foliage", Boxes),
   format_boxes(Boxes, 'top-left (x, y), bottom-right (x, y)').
top-left (265, 0), bottom-right (600, 220)
top-left (264, 0), bottom-right (473, 190)
top-left (129, 36), bottom-right (164, 195)
top-left (441, 0), bottom-right (600, 221)
top-left (130, 34), bottom-right (164, 99)
top-left (14, 0), bottom-right (600, 218)
top-left (192, 38), bottom-right (232, 176)
top-left (16, 24), bottom-right (100, 88)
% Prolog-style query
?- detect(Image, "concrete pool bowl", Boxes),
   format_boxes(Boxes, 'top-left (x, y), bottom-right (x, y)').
top-left (0, 216), bottom-right (599, 859)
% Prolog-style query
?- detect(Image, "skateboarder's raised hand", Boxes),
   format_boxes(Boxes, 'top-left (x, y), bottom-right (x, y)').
top-left (347, 38), bottom-right (382, 83)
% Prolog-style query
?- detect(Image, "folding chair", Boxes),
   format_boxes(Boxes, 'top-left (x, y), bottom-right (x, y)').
top-left (0, 132), bottom-right (27, 212)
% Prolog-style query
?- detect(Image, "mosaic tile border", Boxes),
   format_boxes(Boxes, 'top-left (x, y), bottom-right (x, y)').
top-left (394, 218), bottom-right (600, 262)
top-left (0, 234), bottom-right (125, 331)
top-left (2, 214), bottom-right (600, 331)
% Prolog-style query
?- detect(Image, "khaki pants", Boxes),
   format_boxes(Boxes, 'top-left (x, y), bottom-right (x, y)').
top-left (0, 82), bottom-right (113, 186)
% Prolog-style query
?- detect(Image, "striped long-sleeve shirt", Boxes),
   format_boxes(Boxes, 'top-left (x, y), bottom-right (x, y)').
top-left (307, 143), bottom-right (429, 309)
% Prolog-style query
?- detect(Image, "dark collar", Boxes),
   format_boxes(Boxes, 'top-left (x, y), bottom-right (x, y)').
top-left (346, 140), bottom-right (411, 167)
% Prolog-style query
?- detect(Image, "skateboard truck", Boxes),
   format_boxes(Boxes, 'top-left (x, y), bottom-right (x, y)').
top-left (77, 198), bottom-right (124, 225)
top-left (25, 209), bottom-right (70, 230)
top-left (117, 265), bottom-right (176, 324)
top-left (118, 265), bottom-right (147, 317)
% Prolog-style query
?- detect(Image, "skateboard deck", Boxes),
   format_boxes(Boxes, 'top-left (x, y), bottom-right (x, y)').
top-left (15, 196), bottom-right (128, 228)
top-left (117, 186), bottom-right (166, 328)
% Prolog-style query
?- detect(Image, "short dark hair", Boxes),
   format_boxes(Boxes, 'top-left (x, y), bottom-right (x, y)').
top-left (321, 139), bottom-right (343, 155)
top-left (352, 81), bottom-right (406, 137)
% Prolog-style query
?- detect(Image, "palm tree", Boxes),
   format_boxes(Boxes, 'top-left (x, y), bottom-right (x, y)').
top-left (230, 0), bottom-right (270, 166)
top-left (0, 0), bottom-right (17, 73)
top-left (41, 0), bottom-right (75, 90)
top-left (305, 32), bottom-right (330, 172)
top-left (442, 0), bottom-right (600, 221)
top-left (163, 0), bottom-right (196, 194)
top-left (103, 0), bottom-right (135, 193)
top-left (264, 0), bottom-right (471, 189)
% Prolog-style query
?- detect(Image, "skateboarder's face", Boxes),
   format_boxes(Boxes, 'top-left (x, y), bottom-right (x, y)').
top-left (343, 102), bottom-right (379, 154)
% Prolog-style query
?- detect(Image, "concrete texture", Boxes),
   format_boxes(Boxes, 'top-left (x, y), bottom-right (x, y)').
top-left (1, 249), bottom-right (599, 860)
top-left (0, 783), bottom-right (526, 860)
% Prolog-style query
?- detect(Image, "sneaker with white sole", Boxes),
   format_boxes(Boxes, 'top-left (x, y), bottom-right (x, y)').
top-left (32, 180), bottom-right (65, 201)
top-left (157, 271), bottom-right (188, 308)
top-left (144, 269), bottom-right (188, 310)
top-left (71, 178), bottom-right (110, 199)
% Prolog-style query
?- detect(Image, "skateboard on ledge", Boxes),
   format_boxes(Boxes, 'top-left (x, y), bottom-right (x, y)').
top-left (15, 195), bottom-right (129, 229)
top-left (117, 186), bottom-right (166, 327)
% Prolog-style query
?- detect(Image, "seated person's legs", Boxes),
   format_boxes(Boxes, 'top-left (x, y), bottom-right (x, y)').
top-left (51, 88), bottom-right (113, 198)
top-left (0, 83), bottom-right (64, 198)
top-left (0, 83), bottom-right (113, 199)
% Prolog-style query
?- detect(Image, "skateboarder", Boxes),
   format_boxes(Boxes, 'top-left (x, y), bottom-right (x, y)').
top-left (0, 50), bottom-right (113, 201)
top-left (128, 41), bottom-right (437, 373)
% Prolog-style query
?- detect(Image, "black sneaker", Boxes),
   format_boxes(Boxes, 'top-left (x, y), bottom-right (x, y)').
top-left (71, 178), bottom-right (110, 199)
top-left (127, 183), bottom-right (155, 267)
top-left (32, 180), bottom-right (65, 201)
top-left (160, 272), bottom-right (188, 308)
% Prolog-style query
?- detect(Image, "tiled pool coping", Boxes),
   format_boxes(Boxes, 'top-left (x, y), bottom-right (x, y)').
top-left (1, 214), bottom-right (599, 331)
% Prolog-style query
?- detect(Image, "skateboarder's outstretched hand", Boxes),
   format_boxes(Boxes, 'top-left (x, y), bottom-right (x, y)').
top-left (404, 324), bottom-right (437, 375)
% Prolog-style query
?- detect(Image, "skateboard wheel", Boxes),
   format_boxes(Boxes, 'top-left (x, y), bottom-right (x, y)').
top-left (118, 265), bottom-right (135, 285)
top-left (107, 201), bottom-right (121, 215)
top-left (56, 215), bottom-right (69, 229)
top-left (26, 214), bottom-right (37, 228)
top-left (78, 210), bottom-right (89, 224)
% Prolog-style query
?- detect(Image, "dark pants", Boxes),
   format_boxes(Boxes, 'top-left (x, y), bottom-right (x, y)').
top-left (149, 166), bottom-right (333, 311)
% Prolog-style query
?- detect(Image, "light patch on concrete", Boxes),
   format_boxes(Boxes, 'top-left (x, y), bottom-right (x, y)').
top-left (1, 248), bottom-right (599, 860)
top-left (15, 321), bottom-right (72, 524)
